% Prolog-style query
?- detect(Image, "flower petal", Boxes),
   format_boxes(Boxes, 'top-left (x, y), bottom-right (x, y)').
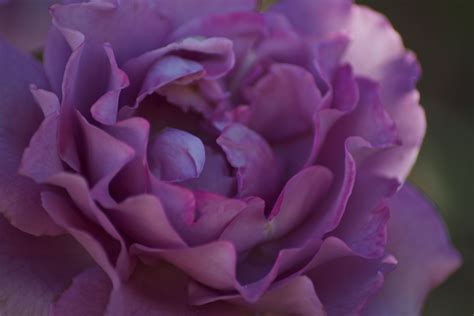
top-left (0, 39), bottom-right (62, 236)
top-left (307, 237), bottom-right (390, 316)
top-left (152, 0), bottom-right (257, 28)
top-left (0, 215), bottom-right (92, 315)
top-left (343, 6), bottom-right (426, 182)
top-left (105, 262), bottom-right (245, 316)
top-left (247, 63), bottom-right (322, 142)
top-left (108, 194), bottom-right (186, 248)
top-left (231, 276), bottom-right (325, 316)
top-left (270, 0), bottom-right (352, 38)
top-left (90, 44), bottom-right (130, 125)
top-left (19, 114), bottom-right (63, 183)
top-left (149, 128), bottom-right (205, 182)
top-left (183, 145), bottom-right (236, 196)
top-left (51, 0), bottom-right (170, 63)
top-left (121, 37), bottom-right (235, 110)
top-left (363, 184), bottom-right (462, 315)
top-left (77, 112), bottom-right (135, 205)
top-left (220, 166), bottom-right (333, 252)
top-left (185, 192), bottom-right (249, 246)
top-left (217, 123), bottom-right (280, 200)
top-left (334, 174), bottom-right (399, 259)
top-left (52, 266), bottom-right (112, 316)
top-left (105, 117), bottom-right (151, 199)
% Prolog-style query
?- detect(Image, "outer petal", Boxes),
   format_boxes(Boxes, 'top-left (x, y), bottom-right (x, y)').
top-left (121, 37), bottom-right (235, 110)
top-left (307, 237), bottom-right (391, 316)
top-left (19, 114), bottom-right (63, 183)
top-left (152, 0), bottom-right (257, 28)
top-left (343, 6), bottom-right (426, 182)
top-left (0, 39), bottom-right (62, 236)
top-left (270, 0), bottom-right (352, 38)
top-left (52, 266), bottom-right (112, 316)
top-left (0, 0), bottom-right (55, 52)
top-left (363, 184), bottom-right (461, 316)
top-left (51, 0), bottom-right (170, 64)
top-left (0, 216), bottom-right (92, 315)
top-left (41, 184), bottom-right (132, 285)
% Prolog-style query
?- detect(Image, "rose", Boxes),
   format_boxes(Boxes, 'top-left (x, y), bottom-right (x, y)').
top-left (0, 0), bottom-right (461, 315)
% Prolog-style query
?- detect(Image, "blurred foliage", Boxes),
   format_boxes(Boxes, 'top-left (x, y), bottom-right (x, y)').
top-left (263, 0), bottom-right (474, 314)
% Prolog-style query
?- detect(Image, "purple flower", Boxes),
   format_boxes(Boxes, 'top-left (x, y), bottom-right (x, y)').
top-left (0, 1), bottom-right (461, 315)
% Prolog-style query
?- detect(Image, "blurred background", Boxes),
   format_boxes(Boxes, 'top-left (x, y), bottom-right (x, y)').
top-left (358, 0), bottom-right (474, 314)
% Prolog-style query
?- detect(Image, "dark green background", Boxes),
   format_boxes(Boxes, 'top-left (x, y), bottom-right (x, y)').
top-left (358, 1), bottom-right (474, 315)
top-left (264, 0), bottom-right (474, 314)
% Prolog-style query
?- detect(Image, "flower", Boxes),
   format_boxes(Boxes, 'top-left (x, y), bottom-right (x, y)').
top-left (0, 0), bottom-right (461, 315)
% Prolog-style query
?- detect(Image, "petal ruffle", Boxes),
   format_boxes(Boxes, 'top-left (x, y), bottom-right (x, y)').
top-left (307, 237), bottom-right (391, 316)
top-left (343, 6), bottom-right (426, 182)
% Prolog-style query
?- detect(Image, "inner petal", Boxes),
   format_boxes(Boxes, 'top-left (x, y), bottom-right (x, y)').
top-left (149, 127), bottom-right (205, 182)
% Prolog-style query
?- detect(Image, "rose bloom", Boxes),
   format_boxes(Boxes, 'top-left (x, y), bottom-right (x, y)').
top-left (0, 0), bottom-right (461, 315)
